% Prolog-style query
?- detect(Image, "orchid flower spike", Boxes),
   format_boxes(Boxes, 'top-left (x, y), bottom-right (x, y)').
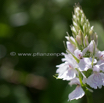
top-left (55, 5), bottom-right (104, 102)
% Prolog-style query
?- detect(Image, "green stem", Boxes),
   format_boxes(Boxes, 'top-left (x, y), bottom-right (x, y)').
top-left (86, 90), bottom-right (93, 103)
top-left (78, 71), bottom-right (93, 103)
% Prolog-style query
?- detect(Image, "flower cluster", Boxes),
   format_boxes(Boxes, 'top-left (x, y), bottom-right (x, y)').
top-left (55, 6), bottom-right (104, 101)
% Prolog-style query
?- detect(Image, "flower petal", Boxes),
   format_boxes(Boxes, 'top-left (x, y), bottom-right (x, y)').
top-left (97, 60), bottom-right (104, 65)
top-left (78, 58), bottom-right (92, 71)
top-left (88, 40), bottom-right (95, 53)
top-left (82, 40), bottom-right (96, 56)
top-left (59, 69), bottom-right (76, 80)
top-left (62, 53), bottom-right (78, 68)
top-left (69, 78), bottom-right (80, 86)
top-left (66, 41), bottom-right (75, 53)
top-left (93, 65), bottom-right (100, 72)
top-left (100, 63), bottom-right (104, 72)
top-left (68, 86), bottom-right (85, 101)
top-left (87, 73), bottom-right (104, 89)
top-left (56, 62), bottom-right (68, 74)
top-left (82, 47), bottom-right (89, 56)
top-left (74, 49), bottom-right (83, 59)
top-left (62, 53), bottom-right (74, 62)
top-left (95, 50), bottom-right (104, 59)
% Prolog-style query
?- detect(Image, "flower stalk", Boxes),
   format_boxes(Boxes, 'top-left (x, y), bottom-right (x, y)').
top-left (86, 90), bottom-right (93, 103)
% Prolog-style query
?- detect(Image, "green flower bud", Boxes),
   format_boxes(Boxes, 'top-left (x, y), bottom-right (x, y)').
top-left (76, 35), bottom-right (82, 45)
top-left (72, 6), bottom-right (98, 46)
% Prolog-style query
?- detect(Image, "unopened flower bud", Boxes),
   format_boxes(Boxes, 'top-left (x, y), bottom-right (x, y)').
top-left (73, 21), bottom-right (77, 27)
top-left (78, 30), bottom-right (83, 40)
top-left (88, 24), bottom-right (90, 29)
top-left (73, 15), bottom-right (76, 20)
top-left (86, 19), bottom-right (90, 29)
top-left (75, 7), bottom-right (80, 14)
top-left (94, 32), bottom-right (98, 45)
top-left (89, 26), bottom-right (94, 35)
top-left (83, 24), bottom-right (87, 32)
top-left (85, 35), bottom-right (89, 45)
top-left (76, 35), bottom-right (82, 45)
top-left (65, 36), bottom-right (69, 40)
top-left (88, 40), bottom-right (95, 53)
top-left (81, 17), bottom-right (84, 25)
top-left (71, 26), bottom-right (77, 36)
top-left (82, 14), bottom-right (85, 19)
top-left (80, 10), bottom-right (83, 14)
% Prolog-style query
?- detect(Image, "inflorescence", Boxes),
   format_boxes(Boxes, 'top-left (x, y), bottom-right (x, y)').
top-left (55, 6), bottom-right (104, 101)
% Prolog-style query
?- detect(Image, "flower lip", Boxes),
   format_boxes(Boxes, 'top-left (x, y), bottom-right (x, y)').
top-left (87, 73), bottom-right (104, 89)
top-left (68, 79), bottom-right (85, 101)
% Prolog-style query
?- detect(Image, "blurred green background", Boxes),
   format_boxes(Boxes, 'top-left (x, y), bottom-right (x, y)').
top-left (0, 0), bottom-right (104, 103)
